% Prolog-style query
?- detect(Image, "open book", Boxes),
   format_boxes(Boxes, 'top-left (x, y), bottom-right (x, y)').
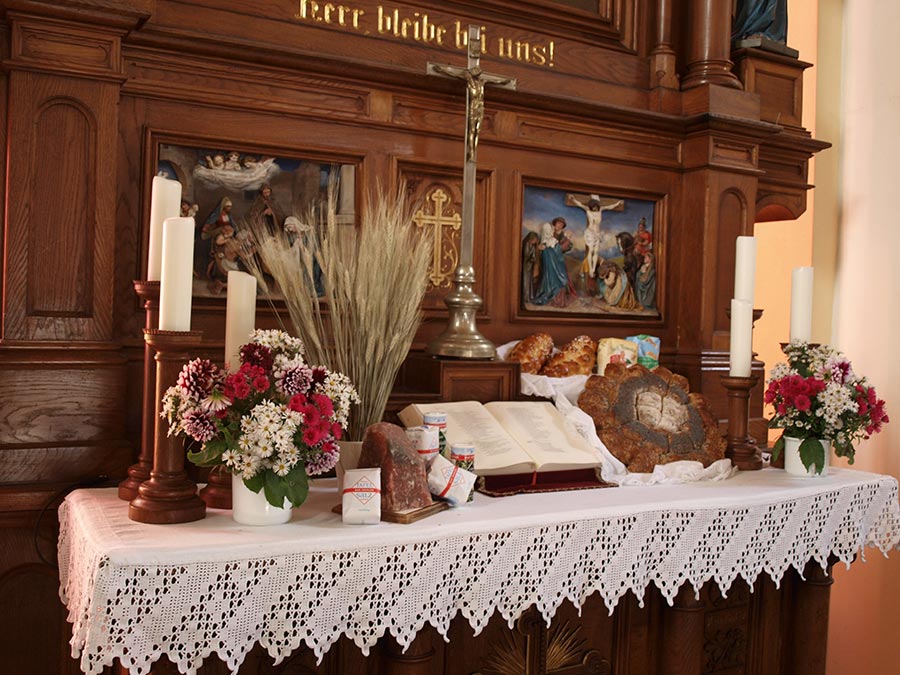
top-left (398, 400), bottom-right (604, 476)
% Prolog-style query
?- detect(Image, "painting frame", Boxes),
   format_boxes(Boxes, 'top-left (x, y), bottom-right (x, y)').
top-left (514, 179), bottom-right (666, 325)
top-left (145, 129), bottom-right (361, 303)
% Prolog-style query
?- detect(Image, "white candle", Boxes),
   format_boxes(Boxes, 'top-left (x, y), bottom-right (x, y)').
top-left (158, 217), bottom-right (195, 331)
top-left (729, 298), bottom-right (753, 377)
top-left (224, 271), bottom-right (257, 371)
top-left (734, 235), bottom-right (757, 305)
top-left (147, 176), bottom-right (183, 281)
top-left (790, 266), bottom-right (814, 342)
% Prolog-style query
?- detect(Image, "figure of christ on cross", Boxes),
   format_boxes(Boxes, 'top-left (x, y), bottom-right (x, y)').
top-left (427, 29), bottom-right (516, 165)
top-left (424, 25), bottom-right (517, 358)
top-left (566, 193), bottom-right (625, 279)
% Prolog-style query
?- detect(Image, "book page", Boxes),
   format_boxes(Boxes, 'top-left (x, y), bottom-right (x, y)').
top-left (398, 401), bottom-right (535, 475)
top-left (484, 401), bottom-right (602, 472)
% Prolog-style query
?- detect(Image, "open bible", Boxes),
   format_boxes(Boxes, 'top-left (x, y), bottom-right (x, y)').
top-left (398, 401), bottom-right (611, 494)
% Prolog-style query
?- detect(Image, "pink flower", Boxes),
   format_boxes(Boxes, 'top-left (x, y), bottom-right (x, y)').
top-left (183, 409), bottom-right (217, 442)
top-left (177, 359), bottom-right (218, 400)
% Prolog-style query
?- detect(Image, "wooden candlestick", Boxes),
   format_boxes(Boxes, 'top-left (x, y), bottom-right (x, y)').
top-left (119, 280), bottom-right (161, 501)
top-left (721, 374), bottom-right (762, 470)
top-left (200, 466), bottom-right (232, 509)
top-left (129, 329), bottom-right (206, 524)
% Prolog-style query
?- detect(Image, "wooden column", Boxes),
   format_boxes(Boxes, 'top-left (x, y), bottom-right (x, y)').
top-left (660, 585), bottom-right (704, 674)
top-left (787, 560), bottom-right (834, 675)
top-left (651, 0), bottom-right (679, 89)
top-left (380, 630), bottom-right (434, 675)
top-left (681, 0), bottom-right (742, 90)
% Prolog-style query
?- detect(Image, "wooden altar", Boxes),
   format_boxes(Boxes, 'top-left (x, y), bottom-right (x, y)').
top-left (0, 1), bottom-right (831, 673)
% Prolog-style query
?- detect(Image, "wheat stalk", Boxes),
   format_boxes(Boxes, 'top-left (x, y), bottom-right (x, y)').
top-left (244, 182), bottom-right (432, 440)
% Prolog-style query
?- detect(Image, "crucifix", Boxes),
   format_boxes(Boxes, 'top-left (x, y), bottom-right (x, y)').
top-left (425, 25), bottom-right (517, 359)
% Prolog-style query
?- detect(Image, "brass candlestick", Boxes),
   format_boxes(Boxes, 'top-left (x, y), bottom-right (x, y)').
top-left (129, 329), bottom-right (206, 524)
top-left (118, 280), bottom-right (160, 501)
top-left (721, 374), bottom-right (762, 470)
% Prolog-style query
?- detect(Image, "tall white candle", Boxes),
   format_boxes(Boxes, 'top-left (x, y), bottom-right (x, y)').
top-left (734, 235), bottom-right (757, 305)
top-left (224, 271), bottom-right (257, 371)
top-left (729, 298), bottom-right (753, 377)
top-left (158, 217), bottom-right (195, 331)
top-left (790, 266), bottom-right (814, 342)
top-left (147, 176), bottom-right (183, 281)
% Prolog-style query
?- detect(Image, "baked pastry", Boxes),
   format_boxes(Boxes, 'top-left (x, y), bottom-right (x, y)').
top-left (506, 333), bottom-right (554, 374)
top-left (539, 335), bottom-right (597, 377)
top-left (577, 363), bottom-right (725, 472)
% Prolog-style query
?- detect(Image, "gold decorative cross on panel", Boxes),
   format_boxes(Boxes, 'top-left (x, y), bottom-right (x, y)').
top-left (412, 188), bottom-right (462, 289)
top-left (425, 25), bottom-right (517, 359)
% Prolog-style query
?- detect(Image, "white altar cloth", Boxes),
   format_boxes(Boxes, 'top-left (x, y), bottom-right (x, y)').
top-left (59, 468), bottom-right (900, 675)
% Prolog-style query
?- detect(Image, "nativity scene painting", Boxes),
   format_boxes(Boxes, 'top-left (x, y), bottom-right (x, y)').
top-left (521, 185), bottom-right (658, 317)
top-left (157, 143), bottom-right (355, 297)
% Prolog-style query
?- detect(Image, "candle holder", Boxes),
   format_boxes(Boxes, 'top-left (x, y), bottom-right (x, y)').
top-left (118, 280), bottom-right (160, 501)
top-left (199, 466), bottom-right (232, 510)
top-left (720, 374), bottom-right (762, 470)
top-left (129, 329), bottom-right (207, 524)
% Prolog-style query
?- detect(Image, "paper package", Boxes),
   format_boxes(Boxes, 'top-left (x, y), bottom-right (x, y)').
top-left (596, 338), bottom-right (638, 374)
top-left (427, 454), bottom-right (477, 506)
top-left (342, 468), bottom-right (381, 524)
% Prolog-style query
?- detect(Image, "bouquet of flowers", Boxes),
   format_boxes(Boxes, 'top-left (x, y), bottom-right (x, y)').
top-left (765, 340), bottom-right (889, 472)
top-left (162, 329), bottom-right (359, 507)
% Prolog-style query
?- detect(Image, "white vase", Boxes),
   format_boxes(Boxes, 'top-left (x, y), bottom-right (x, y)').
top-left (335, 440), bottom-right (364, 494)
top-left (783, 436), bottom-right (831, 477)
top-left (231, 474), bottom-right (292, 526)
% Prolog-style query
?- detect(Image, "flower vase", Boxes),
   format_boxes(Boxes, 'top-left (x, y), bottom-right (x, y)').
top-left (231, 474), bottom-right (292, 525)
top-left (783, 436), bottom-right (831, 477)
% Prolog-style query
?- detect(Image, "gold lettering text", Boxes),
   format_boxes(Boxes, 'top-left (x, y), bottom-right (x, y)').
top-left (497, 37), bottom-right (513, 59)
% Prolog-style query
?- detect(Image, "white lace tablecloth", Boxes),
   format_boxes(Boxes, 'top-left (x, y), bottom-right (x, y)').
top-left (58, 468), bottom-right (900, 675)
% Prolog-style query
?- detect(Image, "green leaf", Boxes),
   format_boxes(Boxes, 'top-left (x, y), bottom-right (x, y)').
top-left (772, 435), bottom-right (785, 461)
top-left (263, 470), bottom-right (288, 508)
top-left (282, 464), bottom-right (309, 508)
top-left (187, 438), bottom-right (227, 467)
top-left (243, 472), bottom-right (264, 494)
top-left (799, 437), bottom-right (826, 474)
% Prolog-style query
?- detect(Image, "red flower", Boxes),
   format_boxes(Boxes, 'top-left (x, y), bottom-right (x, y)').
top-left (223, 372), bottom-right (251, 400)
top-left (239, 343), bottom-right (274, 371)
top-left (300, 404), bottom-right (320, 426)
top-left (794, 394), bottom-right (811, 412)
top-left (302, 425), bottom-right (326, 447)
top-left (312, 393), bottom-right (334, 418)
top-left (288, 393), bottom-right (307, 412)
top-left (252, 375), bottom-right (270, 392)
top-left (331, 422), bottom-right (343, 440)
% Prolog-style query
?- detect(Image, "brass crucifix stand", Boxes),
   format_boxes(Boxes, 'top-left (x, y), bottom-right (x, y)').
top-left (425, 25), bottom-right (517, 359)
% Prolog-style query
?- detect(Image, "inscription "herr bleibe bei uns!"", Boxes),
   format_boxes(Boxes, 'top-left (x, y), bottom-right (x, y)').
top-left (295, 1), bottom-right (557, 67)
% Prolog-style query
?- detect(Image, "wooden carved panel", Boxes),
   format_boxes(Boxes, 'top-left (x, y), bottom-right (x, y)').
top-left (3, 69), bottom-right (118, 342)
top-left (401, 165), bottom-right (491, 315)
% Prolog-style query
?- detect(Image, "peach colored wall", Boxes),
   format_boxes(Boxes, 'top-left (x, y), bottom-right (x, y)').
top-left (752, 2), bottom-right (900, 672)
top-left (826, 2), bottom-right (900, 673)
top-left (753, 2), bottom-right (818, 435)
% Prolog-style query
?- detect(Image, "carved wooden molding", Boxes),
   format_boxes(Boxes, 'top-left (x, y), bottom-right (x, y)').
top-left (8, 13), bottom-right (125, 80)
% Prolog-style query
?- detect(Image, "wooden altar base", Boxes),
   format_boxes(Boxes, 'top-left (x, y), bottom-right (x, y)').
top-left (112, 562), bottom-right (831, 675)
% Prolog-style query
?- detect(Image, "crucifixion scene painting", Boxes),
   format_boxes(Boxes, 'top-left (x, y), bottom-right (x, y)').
top-left (521, 184), bottom-right (658, 317)
top-left (157, 142), bottom-right (355, 298)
